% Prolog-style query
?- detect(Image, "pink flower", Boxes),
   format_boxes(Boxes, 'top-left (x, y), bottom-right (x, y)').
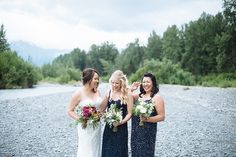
top-left (83, 107), bottom-right (91, 118)
top-left (75, 105), bottom-right (100, 129)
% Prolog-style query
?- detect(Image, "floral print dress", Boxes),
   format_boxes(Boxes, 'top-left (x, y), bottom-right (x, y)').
top-left (131, 99), bottom-right (157, 157)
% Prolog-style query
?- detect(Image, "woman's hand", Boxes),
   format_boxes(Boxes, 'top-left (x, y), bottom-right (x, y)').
top-left (113, 121), bottom-right (120, 127)
top-left (130, 82), bottom-right (141, 92)
top-left (97, 110), bottom-right (105, 118)
top-left (113, 119), bottom-right (124, 127)
top-left (140, 115), bottom-right (149, 122)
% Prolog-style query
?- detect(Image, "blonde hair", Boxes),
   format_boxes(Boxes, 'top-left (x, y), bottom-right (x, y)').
top-left (109, 70), bottom-right (128, 104)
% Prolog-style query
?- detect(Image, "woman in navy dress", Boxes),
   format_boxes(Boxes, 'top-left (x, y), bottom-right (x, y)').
top-left (131, 73), bottom-right (165, 157)
top-left (100, 70), bottom-right (133, 157)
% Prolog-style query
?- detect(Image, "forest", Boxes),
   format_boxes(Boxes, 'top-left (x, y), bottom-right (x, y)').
top-left (0, 0), bottom-right (235, 89)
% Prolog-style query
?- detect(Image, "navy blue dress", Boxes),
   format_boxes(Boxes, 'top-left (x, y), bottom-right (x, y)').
top-left (131, 99), bottom-right (157, 157)
top-left (101, 99), bottom-right (128, 157)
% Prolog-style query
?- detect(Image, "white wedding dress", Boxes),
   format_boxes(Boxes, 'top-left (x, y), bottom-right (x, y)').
top-left (77, 97), bottom-right (102, 157)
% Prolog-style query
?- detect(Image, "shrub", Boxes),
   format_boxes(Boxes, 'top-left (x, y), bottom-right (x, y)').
top-left (129, 59), bottom-right (195, 86)
top-left (0, 51), bottom-right (40, 89)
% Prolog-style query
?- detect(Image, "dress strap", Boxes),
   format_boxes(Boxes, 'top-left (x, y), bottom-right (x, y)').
top-left (108, 90), bottom-right (112, 102)
top-left (138, 96), bottom-right (152, 102)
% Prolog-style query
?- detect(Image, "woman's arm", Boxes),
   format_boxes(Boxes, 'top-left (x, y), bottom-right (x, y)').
top-left (99, 90), bottom-right (109, 112)
top-left (129, 82), bottom-right (141, 92)
top-left (132, 93), bottom-right (139, 101)
top-left (67, 90), bottom-right (81, 120)
top-left (119, 92), bottom-right (134, 125)
top-left (130, 82), bottom-right (140, 101)
top-left (142, 93), bottom-right (165, 123)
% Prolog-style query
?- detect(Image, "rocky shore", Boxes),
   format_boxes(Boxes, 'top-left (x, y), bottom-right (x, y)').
top-left (0, 84), bottom-right (236, 157)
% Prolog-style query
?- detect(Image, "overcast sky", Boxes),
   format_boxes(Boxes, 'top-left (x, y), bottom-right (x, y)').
top-left (0, 0), bottom-right (223, 51)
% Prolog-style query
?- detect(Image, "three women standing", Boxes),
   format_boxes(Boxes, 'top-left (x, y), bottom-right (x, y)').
top-left (67, 68), bottom-right (165, 157)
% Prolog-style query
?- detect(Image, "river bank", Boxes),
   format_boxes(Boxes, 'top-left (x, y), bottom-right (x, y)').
top-left (0, 84), bottom-right (236, 157)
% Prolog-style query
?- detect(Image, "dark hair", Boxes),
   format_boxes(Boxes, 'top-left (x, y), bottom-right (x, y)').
top-left (82, 68), bottom-right (99, 85)
top-left (139, 72), bottom-right (159, 98)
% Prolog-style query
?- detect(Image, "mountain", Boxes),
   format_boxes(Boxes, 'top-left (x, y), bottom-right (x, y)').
top-left (10, 41), bottom-right (71, 66)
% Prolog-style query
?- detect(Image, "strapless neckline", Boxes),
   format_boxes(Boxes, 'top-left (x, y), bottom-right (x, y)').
top-left (79, 97), bottom-right (102, 108)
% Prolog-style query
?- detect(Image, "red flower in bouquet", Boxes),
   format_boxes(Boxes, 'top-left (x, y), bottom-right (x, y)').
top-left (75, 104), bottom-right (100, 129)
top-left (82, 106), bottom-right (96, 118)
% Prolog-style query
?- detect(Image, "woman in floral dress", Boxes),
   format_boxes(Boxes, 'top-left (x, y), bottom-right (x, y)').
top-left (131, 72), bottom-right (165, 157)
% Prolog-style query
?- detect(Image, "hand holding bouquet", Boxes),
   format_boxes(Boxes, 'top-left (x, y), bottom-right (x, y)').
top-left (103, 103), bottom-right (123, 132)
top-left (75, 104), bottom-right (100, 129)
top-left (133, 100), bottom-right (154, 126)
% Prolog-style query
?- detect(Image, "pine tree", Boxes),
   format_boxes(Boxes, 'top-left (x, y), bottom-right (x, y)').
top-left (0, 24), bottom-right (10, 52)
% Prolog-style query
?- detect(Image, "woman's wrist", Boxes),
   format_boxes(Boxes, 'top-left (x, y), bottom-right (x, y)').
top-left (120, 120), bottom-right (125, 125)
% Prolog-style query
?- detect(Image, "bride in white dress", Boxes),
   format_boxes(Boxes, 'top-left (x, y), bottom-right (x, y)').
top-left (67, 68), bottom-right (102, 157)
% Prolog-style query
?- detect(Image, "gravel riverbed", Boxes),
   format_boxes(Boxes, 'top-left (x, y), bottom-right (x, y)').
top-left (0, 84), bottom-right (236, 157)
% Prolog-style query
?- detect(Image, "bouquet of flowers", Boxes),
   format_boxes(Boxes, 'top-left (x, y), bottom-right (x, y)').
top-left (75, 104), bottom-right (100, 129)
top-left (133, 100), bottom-right (154, 126)
top-left (103, 103), bottom-right (123, 132)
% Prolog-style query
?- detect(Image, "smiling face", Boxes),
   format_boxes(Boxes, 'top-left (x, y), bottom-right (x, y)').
top-left (90, 72), bottom-right (99, 92)
top-left (141, 76), bottom-right (153, 93)
top-left (111, 78), bottom-right (121, 92)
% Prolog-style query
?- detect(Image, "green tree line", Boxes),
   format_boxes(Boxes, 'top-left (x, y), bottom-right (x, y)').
top-left (1, 0), bottom-right (235, 88)
top-left (42, 0), bottom-right (236, 87)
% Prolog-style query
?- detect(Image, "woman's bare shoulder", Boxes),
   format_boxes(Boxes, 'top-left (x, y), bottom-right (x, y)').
top-left (104, 89), bottom-right (111, 97)
top-left (72, 87), bottom-right (83, 98)
top-left (153, 93), bottom-right (164, 103)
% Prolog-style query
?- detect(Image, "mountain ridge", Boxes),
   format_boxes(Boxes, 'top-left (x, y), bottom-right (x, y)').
top-left (10, 41), bottom-right (71, 66)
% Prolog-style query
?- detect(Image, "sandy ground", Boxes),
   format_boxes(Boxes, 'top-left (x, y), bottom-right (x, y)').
top-left (0, 84), bottom-right (236, 157)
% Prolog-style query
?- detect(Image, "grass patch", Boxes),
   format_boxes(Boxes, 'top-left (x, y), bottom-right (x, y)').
top-left (200, 73), bottom-right (236, 88)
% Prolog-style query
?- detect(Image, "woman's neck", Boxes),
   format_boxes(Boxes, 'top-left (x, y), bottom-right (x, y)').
top-left (83, 84), bottom-right (94, 93)
top-left (111, 90), bottom-right (122, 99)
top-left (142, 92), bottom-right (151, 98)
top-left (112, 89), bottom-right (121, 93)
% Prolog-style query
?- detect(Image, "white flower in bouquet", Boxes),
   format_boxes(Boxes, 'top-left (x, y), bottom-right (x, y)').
top-left (103, 103), bottom-right (123, 132)
top-left (133, 100), bottom-right (154, 126)
top-left (136, 105), bottom-right (147, 114)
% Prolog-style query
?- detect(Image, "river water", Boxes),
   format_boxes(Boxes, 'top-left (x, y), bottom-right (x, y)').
top-left (0, 83), bottom-right (109, 101)
top-left (0, 83), bottom-right (78, 101)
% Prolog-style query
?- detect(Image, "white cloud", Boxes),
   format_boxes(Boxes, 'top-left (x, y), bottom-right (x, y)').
top-left (0, 0), bottom-right (223, 51)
